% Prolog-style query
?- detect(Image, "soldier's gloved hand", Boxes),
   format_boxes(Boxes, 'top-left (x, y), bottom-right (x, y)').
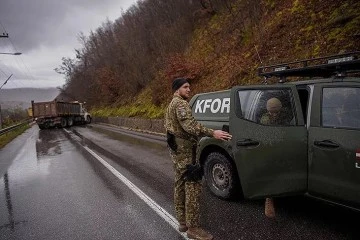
top-left (213, 130), bottom-right (232, 141)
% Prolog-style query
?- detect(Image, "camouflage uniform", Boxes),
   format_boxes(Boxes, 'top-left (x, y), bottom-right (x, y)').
top-left (260, 97), bottom-right (290, 126)
top-left (165, 94), bottom-right (213, 227)
top-left (260, 111), bottom-right (289, 125)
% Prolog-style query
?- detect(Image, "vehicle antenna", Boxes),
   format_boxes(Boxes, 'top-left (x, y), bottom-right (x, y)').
top-left (254, 45), bottom-right (268, 84)
top-left (254, 45), bottom-right (263, 64)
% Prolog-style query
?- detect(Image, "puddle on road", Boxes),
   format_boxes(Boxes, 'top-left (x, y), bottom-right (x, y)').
top-left (0, 128), bottom-right (77, 184)
top-left (0, 128), bottom-right (79, 233)
top-left (36, 129), bottom-right (62, 158)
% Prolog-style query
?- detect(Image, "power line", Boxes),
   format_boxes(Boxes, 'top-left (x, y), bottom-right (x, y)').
top-left (0, 21), bottom-right (8, 33)
top-left (0, 66), bottom-right (8, 76)
top-left (6, 37), bottom-right (39, 87)
top-left (0, 20), bottom-right (42, 89)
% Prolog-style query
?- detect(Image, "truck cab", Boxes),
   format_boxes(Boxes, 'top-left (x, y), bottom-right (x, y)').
top-left (190, 52), bottom-right (360, 211)
top-left (79, 102), bottom-right (92, 124)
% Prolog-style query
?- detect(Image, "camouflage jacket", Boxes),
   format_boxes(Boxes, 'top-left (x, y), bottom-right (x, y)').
top-left (260, 111), bottom-right (290, 125)
top-left (165, 94), bottom-right (214, 142)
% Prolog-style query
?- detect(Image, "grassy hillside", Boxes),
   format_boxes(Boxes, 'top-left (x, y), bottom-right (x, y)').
top-left (90, 0), bottom-right (360, 119)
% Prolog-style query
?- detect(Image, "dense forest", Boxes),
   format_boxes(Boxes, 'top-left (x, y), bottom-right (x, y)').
top-left (55, 0), bottom-right (360, 119)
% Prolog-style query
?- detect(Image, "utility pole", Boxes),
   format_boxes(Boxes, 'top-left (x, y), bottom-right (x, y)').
top-left (0, 32), bottom-right (9, 129)
top-left (0, 74), bottom-right (13, 90)
top-left (0, 74), bottom-right (10, 128)
top-left (0, 33), bottom-right (9, 38)
top-left (0, 106), bottom-right (1, 129)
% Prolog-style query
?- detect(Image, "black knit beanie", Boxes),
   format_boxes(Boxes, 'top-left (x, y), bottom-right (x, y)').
top-left (172, 78), bottom-right (189, 91)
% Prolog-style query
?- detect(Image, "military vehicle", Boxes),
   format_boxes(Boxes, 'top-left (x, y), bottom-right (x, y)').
top-left (190, 51), bottom-right (360, 211)
top-left (32, 100), bottom-right (91, 129)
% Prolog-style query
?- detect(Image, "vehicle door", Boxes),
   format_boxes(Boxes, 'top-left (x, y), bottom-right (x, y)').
top-left (308, 83), bottom-right (360, 206)
top-left (229, 85), bottom-right (307, 199)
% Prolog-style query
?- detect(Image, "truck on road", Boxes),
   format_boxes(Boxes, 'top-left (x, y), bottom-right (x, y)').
top-left (190, 51), bottom-right (360, 211)
top-left (31, 100), bottom-right (91, 129)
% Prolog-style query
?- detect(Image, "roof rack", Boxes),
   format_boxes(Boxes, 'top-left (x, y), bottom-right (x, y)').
top-left (258, 51), bottom-right (360, 82)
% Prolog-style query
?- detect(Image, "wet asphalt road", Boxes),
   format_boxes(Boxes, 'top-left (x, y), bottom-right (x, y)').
top-left (0, 123), bottom-right (359, 240)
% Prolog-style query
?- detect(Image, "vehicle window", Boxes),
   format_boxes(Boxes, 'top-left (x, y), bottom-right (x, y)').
top-left (322, 87), bottom-right (360, 129)
top-left (237, 89), bottom-right (296, 126)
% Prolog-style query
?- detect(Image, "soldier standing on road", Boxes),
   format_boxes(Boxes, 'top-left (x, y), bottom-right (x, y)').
top-left (165, 77), bottom-right (232, 240)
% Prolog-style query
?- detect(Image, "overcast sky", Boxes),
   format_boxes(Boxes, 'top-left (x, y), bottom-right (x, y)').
top-left (0, 0), bottom-right (136, 89)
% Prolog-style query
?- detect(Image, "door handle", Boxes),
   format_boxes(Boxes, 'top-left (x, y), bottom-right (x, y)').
top-left (237, 139), bottom-right (260, 147)
top-left (314, 140), bottom-right (340, 148)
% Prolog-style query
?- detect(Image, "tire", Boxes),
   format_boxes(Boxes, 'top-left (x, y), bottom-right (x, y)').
top-left (60, 118), bottom-right (67, 128)
top-left (67, 117), bottom-right (74, 127)
top-left (86, 116), bottom-right (91, 124)
top-left (38, 123), bottom-right (49, 129)
top-left (204, 152), bottom-right (242, 200)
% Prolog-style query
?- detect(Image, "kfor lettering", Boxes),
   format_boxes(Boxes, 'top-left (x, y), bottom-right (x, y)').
top-left (195, 98), bottom-right (230, 114)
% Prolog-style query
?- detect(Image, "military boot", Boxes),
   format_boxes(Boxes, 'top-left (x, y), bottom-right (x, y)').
top-left (265, 197), bottom-right (275, 218)
top-left (186, 227), bottom-right (213, 240)
top-left (178, 222), bottom-right (188, 232)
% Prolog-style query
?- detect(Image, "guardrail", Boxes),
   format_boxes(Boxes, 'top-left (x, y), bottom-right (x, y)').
top-left (0, 119), bottom-right (33, 136)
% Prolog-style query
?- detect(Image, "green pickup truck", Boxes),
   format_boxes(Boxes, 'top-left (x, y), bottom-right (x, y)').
top-left (190, 52), bottom-right (360, 211)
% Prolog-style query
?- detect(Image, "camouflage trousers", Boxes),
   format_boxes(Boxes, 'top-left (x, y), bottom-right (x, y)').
top-left (169, 139), bottom-right (202, 228)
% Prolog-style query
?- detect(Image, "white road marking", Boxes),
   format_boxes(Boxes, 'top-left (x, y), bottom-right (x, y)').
top-left (63, 129), bottom-right (189, 239)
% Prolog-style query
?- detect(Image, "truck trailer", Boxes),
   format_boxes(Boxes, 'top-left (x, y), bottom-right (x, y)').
top-left (31, 100), bottom-right (91, 129)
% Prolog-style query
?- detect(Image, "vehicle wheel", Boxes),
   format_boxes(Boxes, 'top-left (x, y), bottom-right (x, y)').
top-left (204, 152), bottom-right (242, 200)
top-left (39, 123), bottom-right (49, 129)
top-left (86, 116), bottom-right (91, 124)
top-left (60, 118), bottom-right (67, 128)
top-left (67, 117), bottom-right (74, 127)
